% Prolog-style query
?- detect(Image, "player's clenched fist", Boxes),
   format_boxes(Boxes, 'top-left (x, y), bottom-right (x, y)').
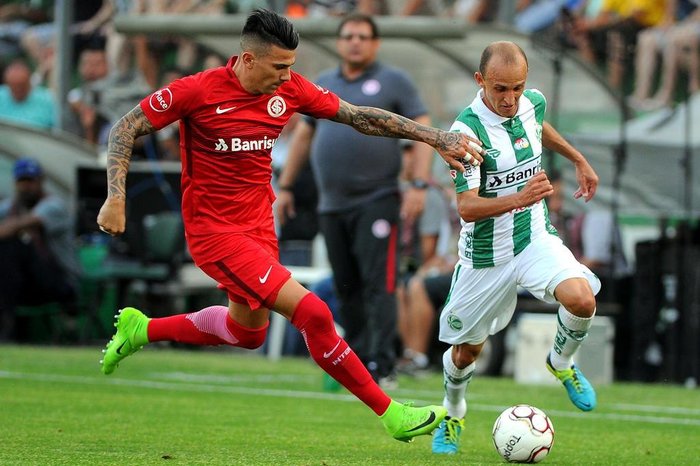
top-left (96, 197), bottom-right (126, 236)
top-left (518, 171), bottom-right (553, 207)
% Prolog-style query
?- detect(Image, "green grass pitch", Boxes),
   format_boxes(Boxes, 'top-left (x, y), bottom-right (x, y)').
top-left (1, 345), bottom-right (699, 465)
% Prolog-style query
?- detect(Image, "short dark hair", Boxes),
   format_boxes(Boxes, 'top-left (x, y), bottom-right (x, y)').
top-left (336, 13), bottom-right (379, 39)
top-left (479, 41), bottom-right (528, 75)
top-left (241, 9), bottom-right (299, 54)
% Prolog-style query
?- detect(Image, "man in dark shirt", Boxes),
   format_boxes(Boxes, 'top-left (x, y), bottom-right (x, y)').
top-left (0, 158), bottom-right (80, 341)
top-left (276, 13), bottom-right (435, 388)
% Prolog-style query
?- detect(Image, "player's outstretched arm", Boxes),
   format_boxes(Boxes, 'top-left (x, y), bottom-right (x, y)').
top-left (542, 121), bottom-right (598, 202)
top-left (97, 105), bottom-right (156, 236)
top-left (331, 99), bottom-right (483, 173)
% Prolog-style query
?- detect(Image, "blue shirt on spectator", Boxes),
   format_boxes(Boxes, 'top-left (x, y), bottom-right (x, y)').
top-left (0, 84), bottom-right (55, 129)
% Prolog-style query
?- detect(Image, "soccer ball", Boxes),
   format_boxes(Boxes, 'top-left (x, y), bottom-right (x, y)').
top-left (492, 404), bottom-right (554, 463)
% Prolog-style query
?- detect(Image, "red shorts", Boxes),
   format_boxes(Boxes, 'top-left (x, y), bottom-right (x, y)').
top-left (190, 231), bottom-right (291, 310)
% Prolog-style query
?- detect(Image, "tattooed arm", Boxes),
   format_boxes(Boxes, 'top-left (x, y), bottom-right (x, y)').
top-left (97, 105), bottom-right (156, 235)
top-left (331, 99), bottom-right (483, 172)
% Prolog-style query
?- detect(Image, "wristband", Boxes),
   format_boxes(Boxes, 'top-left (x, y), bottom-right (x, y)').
top-left (410, 179), bottom-right (429, 190)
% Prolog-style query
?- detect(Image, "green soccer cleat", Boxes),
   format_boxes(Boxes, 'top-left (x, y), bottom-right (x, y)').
top-left (546, 355), bottom-right (597, 411)
top-left (432, 416), bottom-right (464, 454)
top-left (100, 307), bottom-right (150, 375)
top-left (380, 400), bottom-right (447, 443)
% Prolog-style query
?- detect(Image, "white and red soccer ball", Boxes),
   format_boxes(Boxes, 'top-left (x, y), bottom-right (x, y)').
top-left (492, 404), bottom-right (555, 463)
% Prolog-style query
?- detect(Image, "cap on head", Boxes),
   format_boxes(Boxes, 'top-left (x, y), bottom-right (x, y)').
top-left (13, 157), bottom-right (43, 180)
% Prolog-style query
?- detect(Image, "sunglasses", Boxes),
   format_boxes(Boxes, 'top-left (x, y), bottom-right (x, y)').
top-left (338, 34), bottom-right (375, 41)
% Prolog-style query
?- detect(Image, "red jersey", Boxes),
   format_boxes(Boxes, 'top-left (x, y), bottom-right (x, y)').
top-left (139, 56), bottom-right (339, 243)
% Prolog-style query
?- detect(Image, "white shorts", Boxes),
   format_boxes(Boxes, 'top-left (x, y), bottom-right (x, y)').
top-left (438, 234), bottom-right (600, 345)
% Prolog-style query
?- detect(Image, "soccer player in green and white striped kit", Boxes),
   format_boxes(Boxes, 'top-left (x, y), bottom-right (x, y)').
top-left (432, 41), bottom-right (601, 455)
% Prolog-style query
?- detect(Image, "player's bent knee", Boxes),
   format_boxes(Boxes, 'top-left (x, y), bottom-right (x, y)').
top-left (291, 292), bottom-right (335, 333)
top-left (236, 324), bottom-right (269, 349)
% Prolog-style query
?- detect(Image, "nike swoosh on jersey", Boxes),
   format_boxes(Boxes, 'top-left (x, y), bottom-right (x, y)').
top-left (258, 266), bottom-right (273, 284)
top-left (216, 105), bottom-right (237, 114)
top-left (322, 339), bottom-right (342, 358)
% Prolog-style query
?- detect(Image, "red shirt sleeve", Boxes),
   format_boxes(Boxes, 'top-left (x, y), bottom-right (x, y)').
top-left (291, 71), bottom-right (340, 119)
top-left (139, 74), bottom-right (202, 130)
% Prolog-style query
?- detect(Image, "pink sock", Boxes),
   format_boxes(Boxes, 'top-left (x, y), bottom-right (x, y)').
top-left (148, 306), bottom-right (268, 349)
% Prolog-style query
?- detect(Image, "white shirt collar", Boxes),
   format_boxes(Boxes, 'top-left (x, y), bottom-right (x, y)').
top-left (471, 89), bottom-right (520, 127)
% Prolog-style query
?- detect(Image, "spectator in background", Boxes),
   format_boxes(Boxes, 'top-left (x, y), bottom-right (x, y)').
top-left (0, 0), bottom-right (53, 61)
top-left (67, 46), bottom-right (110, 143)
top-left (399, 270), bottom-right (452, 373)
top-left (276, 13), bottom-right (436, 389)
top-left (129, 0), bottom-right (226, 89)
top-left (272, 113), bottom-right (320, 267)
top-left (0, 58), bottom-right (55, 129)
top-left (20, 1), bottom-right (105, 87)
top-left (285, 0), bottom-right (386, 17)
top-left (402, 0), bottom-right (499, 22)
top-left (570, 0), bottom-right (669, 90)
top-left (630, 1), bottom-right (700, 110)
top-left (515, 0), bottom-right (587, 34)
top-left (396, 139), bottom-right (455, 374)
top-left (0, 158), bottom-right (80, 342)
top-left (567, 208), bottom-right (631, 302)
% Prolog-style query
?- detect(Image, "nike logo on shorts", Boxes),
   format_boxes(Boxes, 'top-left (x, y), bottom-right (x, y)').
top-left (323, 339), bottom-right (342, 358)
top-left (259, 266), bottom-right (273, 284)
top-left (216, 105), bottom-right (236, 114)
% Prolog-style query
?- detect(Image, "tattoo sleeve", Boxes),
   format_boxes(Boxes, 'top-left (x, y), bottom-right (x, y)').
top-left (106, 105), bottom-right (155, 199)
top-left (331, 100), bottom-right (459, 152)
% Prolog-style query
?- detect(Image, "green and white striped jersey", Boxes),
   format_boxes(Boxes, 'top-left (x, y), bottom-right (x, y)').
top-left (449, 89), bottom-right (558, 269)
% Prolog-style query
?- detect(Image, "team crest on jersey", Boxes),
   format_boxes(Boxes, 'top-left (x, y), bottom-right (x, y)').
top-left (267, 96), bottom-right (286, 117)
top-left (514, 138), bottom-right (530, 150)
top-left (149, 87), bottom-right (172, 113)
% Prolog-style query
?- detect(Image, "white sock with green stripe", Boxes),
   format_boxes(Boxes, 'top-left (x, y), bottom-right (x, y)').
top-left (549, 305), bottom-right (594, 370)
top-left (442, 348), bottom-right (474, 419)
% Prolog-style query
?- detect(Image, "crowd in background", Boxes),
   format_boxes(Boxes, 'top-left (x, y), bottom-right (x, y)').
top-left (0, 1), bottom-right (689, 377)
top-left (1, 1), bottom-right (698, 148)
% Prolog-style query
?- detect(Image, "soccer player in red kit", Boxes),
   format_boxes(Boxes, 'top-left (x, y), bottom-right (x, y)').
top-left (97, 9), bottom-right (483, 443)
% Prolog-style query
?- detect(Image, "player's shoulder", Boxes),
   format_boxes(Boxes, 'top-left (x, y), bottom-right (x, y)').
top-left (454, 105), bottom-right (482, 126)
top-left (523, 88), bottom-right (547, 107)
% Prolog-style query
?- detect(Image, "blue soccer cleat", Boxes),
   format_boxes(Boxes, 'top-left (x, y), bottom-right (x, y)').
top-left (431, 416), bottom-right (464, 454)
top-left (546, 355), bottom-right (597, 411)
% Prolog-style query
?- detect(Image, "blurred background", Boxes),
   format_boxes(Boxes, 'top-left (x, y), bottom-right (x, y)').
top-left (1, 0), bottom-right (698, 387)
